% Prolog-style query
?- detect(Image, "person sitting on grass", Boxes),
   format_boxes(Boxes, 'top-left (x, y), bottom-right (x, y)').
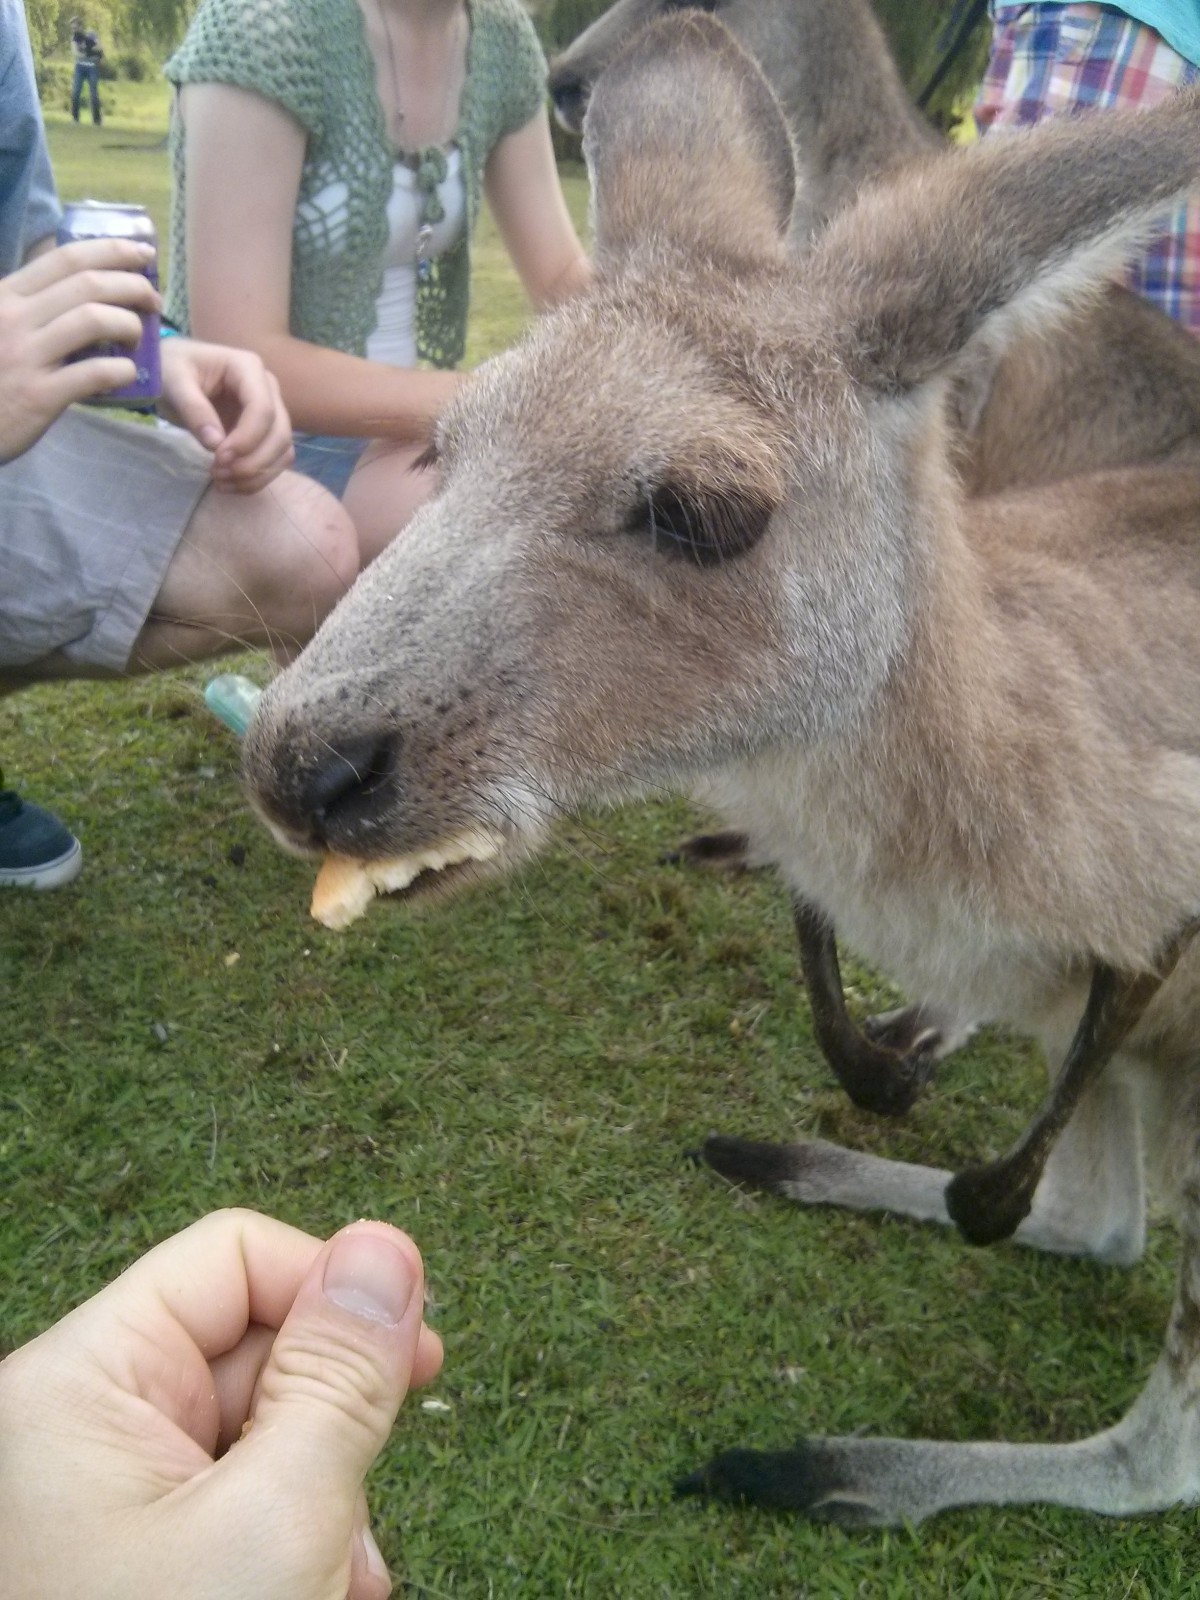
top-left (0, 0), bottom-right (362, 891)
top-left (164, 0), bottom-right (591, 562)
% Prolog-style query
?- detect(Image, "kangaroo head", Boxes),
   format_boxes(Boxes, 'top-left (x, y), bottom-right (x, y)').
top-left (243, 15), bottom-right (1200, 903)
top-left (549, 0), bottom-right (939, 251)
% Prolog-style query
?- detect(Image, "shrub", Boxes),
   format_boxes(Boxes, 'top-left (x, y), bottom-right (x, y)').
top-left (35, 59), bottom-right (73, 104)
top-left (113, 49), bottom-right (154, 81)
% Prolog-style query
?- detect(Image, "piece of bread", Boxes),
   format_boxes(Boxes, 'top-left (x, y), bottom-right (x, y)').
top-left (310, 855), bottom-right (378, 930)
top-left (309, 830), bottom-right (503, 930)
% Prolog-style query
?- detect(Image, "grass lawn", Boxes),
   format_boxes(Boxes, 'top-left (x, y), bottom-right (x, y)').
top-left (5, 79), bottom-right (1198, 1599)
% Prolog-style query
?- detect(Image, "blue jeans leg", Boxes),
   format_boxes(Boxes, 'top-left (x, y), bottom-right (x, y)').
top-left (72, 64), bottom-right (100, 123)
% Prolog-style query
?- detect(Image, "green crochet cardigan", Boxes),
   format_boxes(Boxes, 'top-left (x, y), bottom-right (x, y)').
top-left (164, 0), bottom-right (547, 367)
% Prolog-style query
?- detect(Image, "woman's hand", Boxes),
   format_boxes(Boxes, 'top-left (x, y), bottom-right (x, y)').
top-left (160, 337), bottom-right (297, 492)
top-left (0, 1210), bottom-right (444, 1600)
top-left (0, 237), bottom-right (158, 462)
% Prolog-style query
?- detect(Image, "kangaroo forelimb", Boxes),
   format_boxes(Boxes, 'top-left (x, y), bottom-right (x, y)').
top-left (792, 896), bottom-right (938, 1117)
top-left (946, 918), bottom-right (1200, 1246)
top-left (659, 829), bottom-right (753, 870)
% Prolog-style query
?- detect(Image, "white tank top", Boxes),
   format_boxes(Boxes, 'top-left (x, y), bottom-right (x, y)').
top-left (366, 147), bottom-right (465, 367)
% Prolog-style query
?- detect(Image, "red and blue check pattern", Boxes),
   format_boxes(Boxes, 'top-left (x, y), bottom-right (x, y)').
top-left (978, 4), bottom-right (1200, 332)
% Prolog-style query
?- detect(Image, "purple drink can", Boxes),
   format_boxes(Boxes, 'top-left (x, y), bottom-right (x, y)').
top-left (56, 199), bottom-right (161, 408)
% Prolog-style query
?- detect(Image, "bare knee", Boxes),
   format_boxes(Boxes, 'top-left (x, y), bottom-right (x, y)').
top-left (158, 471), bottom-right (360, 660)
top-left (265, 471), bottom-right (361, 612)
top-left (343, 441), bottom-right (439, 565)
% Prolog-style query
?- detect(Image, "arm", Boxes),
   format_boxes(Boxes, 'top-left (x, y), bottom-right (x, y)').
top-left (484, 110), bottom-right (591, 310)
top-left (0, 0), bottom-right (63, 271)
top-left (180, 83), bottom-right (460, 442)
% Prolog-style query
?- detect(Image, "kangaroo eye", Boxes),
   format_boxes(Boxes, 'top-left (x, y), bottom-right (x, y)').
top-left (632, 480), bottom-right (773, 566)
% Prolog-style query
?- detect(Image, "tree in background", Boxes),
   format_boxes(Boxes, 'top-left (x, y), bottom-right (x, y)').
top-left (26, 0), bottom-right (196, 62)
top-left (879, 0), bottom-right (990, 130)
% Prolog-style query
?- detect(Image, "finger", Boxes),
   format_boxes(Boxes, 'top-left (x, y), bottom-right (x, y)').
top-left (211, 437), bottom-right (296, 495)
top-left (184, 359), bottom-right (292, 491)
top-left (210, 414), bottom-right (290, 486)
top-left (5, 237), bottom-right (156, 298)
top-left (211, 365), bottom-right (289, 471)
top-left (28, 267), bottom-right (159, 339)
top-left (230, 1222), bottom-right (431, 1499)
top-left (162, 376), bottom-right (227, 454)
top-left (38, 302), bottom-right (148, 367)
top-left (69, 1211), bottom-right (440, 1450)
top-left (208, 1322), bottom-right (277, 1455)
top-left (210, 1315), bottom-right (442, 1455)
top-left (412, 1320), bottom-right (444, 1389)
top-left (41, 355), bottom-right (140, 410)
top-left (84, 1209), bottom-right (324, 1362)
top-left (213, 440), bottom-right (296, 495)
top-left (348, 1492), bottom-right (392, 1600)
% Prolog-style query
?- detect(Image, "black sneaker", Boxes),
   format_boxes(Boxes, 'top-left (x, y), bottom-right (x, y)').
top-left (0, 789), bottom-right (83, 889)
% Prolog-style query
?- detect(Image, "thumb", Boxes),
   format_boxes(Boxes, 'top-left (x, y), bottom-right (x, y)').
top-left (162, 363), bottom-right (225, 452)
top-left (240, 1222), bottom-right (428, 1496)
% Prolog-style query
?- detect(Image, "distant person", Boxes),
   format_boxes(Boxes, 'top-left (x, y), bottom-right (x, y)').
top-left (69, 15), bottom-right (104, 126)
top-left (164, 0), bottom-right (591, 565)
top-left (0, 0), bottom-right (362, 891)
top-left (977, 2), bottom-right (1200, 333)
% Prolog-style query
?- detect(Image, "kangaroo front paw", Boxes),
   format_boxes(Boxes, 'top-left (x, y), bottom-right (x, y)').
top-left (658, 829), bottom-right (755, 871)
top-left (945, 1158), bottom-right (1039, 1246)
top-left (824, 1023), bottom-right (940, 1118)
top-left (864, 1003), bottom-right (977, 1063)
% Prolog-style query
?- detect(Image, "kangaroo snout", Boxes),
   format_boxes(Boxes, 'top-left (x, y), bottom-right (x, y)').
top-left (243, 709), bottom-right (400, 856)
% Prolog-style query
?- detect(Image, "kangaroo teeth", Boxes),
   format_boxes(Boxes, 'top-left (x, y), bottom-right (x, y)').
top-left (310, 830), bottom-right (502, 930)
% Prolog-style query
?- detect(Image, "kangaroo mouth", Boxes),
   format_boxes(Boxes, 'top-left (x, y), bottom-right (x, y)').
top-left (309, 827), bottom-right (505, 930)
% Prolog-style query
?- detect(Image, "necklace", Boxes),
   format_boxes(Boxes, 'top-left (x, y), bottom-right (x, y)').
top-left (373, 0), bottom-right (466, 282)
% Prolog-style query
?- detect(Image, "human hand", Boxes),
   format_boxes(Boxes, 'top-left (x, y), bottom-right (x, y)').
top-left (0, 237), bottom-right (158, 462)
top-left (0, 1209), bottom-right (444, 1600)
top-left (160, 337), bottom-right (296, 493)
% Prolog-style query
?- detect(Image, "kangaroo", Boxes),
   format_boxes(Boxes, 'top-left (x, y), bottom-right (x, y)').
top-left (553, 0), bottom-right (1200, 1120)
top-left (550, 0), bottom-right (939, 246)
top-left (243, 16), bottom-right (1200, 1521)
top-left (548, 0), bottom-right (1200, 496)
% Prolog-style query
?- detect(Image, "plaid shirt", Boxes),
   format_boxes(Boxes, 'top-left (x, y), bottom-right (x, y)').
top-left (978, 4), bottom-right (1200, 331)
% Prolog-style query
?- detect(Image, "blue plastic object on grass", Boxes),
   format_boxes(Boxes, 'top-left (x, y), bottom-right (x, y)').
top-left (204, 674), bottom-right (263, 736)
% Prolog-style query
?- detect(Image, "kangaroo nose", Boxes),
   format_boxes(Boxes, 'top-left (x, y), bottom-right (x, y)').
top-left (299, 733), bottom-right (395, 829)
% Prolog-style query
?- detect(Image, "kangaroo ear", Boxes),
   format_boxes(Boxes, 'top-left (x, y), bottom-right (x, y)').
top-left (583, 12), bottom-right (796, 266)
top-left (814, 87), bottom-right (1200, 397)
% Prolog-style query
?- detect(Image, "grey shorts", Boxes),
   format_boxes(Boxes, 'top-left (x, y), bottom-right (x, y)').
top-left (0, 406), bottom-right (212, 673)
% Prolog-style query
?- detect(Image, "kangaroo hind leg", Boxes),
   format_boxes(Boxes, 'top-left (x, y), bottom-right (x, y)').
top-left (702, 1064), bottom-right (1148, 1264)
top-left (681, 1082), bottom-right (1200, 1524)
